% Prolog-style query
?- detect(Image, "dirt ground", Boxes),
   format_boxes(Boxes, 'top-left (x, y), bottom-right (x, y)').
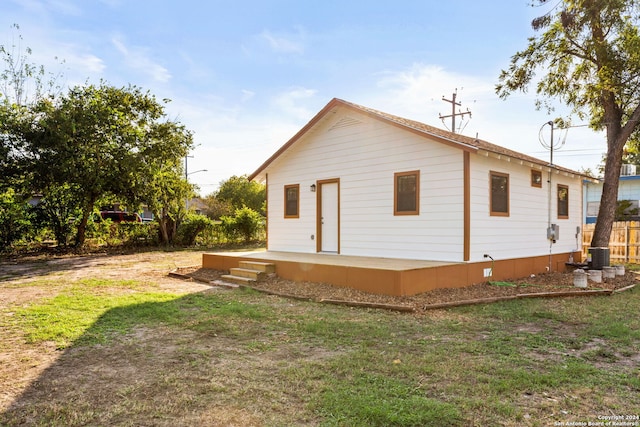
top-left (0, 250), bottom-right (209, 414)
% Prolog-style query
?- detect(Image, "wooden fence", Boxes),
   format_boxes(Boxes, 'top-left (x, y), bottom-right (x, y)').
top-left (582, 221), bottom-right (640, 263)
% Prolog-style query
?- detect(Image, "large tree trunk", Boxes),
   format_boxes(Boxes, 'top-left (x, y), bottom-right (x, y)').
top-left (158, 207), bottom-right (170, 244)
top-left (74, 197), bottom-right (96, 247)
top-left (591, 129), bottom-right (625, 248)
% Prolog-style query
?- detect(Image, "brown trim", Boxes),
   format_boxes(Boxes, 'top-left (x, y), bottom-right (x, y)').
top-left (463, 152), bottom-right (470, 261)
top-left (248, 98), bottom-right (478, 181)
top-left (315, 181), bottom-right (320, 252)
top-left (531, 169), bottom-right (542, 188)
top-left (557, 184), bottom-right (569, 219)
top-left (316, 178), bottom-right (340, 253)
top-left (265, 173), bottom-right (269, 250)
top-left (394, 170), bottom-right (420, 215)
top-left (284, 184), bottom-right (300, 218)
top-left (248, 98), bottom-right (588, 183)
top-left (489, 171), bottom-right (509, 217)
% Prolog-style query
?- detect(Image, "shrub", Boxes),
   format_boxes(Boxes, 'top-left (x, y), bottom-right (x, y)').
top-left (0, 189), bottom-right (34, 250)
top-left (177, 213), bottom-right (215, 246)
top-left (219, 206), bottom-right (264, 243)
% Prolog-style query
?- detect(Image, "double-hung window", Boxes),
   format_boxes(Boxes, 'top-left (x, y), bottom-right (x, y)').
top-left (557, 184), bottom-right (569, 219)
top-left (490, 171), bottom-right (509, 216)
top-left (394, 171), bottom-right (420, 215)
top-left (284, 184), bottom-right (299, 218)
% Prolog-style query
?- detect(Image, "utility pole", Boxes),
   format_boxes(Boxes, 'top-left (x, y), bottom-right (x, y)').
top-left (439, 89), bottom-right (471, 133)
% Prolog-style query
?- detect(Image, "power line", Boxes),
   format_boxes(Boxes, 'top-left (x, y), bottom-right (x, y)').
top-left (439, 88), bottom-right (471, 133)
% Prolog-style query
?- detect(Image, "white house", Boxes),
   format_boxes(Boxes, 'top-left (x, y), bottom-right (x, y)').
top-left (249, 98), bottom-right (584, 264)
top-left (204, 98), bottom-right (587, 295)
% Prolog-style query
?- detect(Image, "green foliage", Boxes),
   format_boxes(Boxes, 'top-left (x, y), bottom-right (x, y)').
top-left (202, 195), bottom-right (233, 220)
top-left (212, 175), bottom-right (265, 215)
top-left (177, 213), bottom-right (214, 246)
top-left (496, 0), bottom-right (640, 246)
top-left (0, 23), bottom-right (63, 106)
top-left (1, 29), bottom-right (194, 251)
top-left (5, 82), bottom-right (193, 247)
top-left (30, 183), bottom-right (82, 246)
top-left (84, 218), bottom-right (158, 248)
top-left (141, 165), bottom-right (192, 245)
top-left (616, 199), bottom-right (639, 220)
top-left (219, 206), bottom-right (264, 243)
top-left (0, 188), bottom-right (33, 249)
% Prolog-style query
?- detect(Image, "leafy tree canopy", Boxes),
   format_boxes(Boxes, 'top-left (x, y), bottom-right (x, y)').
top-left (15, 82), bottom-right (193, 246)
top-left (497, 0), bottom-right (640, 247)
top-left (211, 175), bottom-right (265, 215)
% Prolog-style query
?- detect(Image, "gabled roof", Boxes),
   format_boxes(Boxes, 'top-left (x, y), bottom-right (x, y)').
top-left (248, 98), bottom-right (586, 181)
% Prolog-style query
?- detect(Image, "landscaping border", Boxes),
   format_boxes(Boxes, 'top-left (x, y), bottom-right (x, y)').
top-left (168, 268), bottom-right (637, 313)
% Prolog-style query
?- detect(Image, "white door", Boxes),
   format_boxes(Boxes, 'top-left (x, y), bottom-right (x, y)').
top-left (320, 181), bottom-right (339, 253)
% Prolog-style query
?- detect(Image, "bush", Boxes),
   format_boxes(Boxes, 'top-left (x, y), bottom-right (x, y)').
top-left (0, 189), bottom-right (34, 250)
top-left (219, 206), bottom-right (264, 243)
top-left (85, 217), bottom-right (158, 247)
top-left (177, 213), bottom-right (215, 246)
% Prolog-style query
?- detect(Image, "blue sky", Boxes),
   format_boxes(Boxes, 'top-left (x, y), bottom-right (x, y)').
top-left (1, 0), bottom-right (606, 194)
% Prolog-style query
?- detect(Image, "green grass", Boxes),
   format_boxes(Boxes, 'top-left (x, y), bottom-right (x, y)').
top-left (1, 274), bottom-right (639, 426)
top-left (13, 287), bottom-right (181, 348)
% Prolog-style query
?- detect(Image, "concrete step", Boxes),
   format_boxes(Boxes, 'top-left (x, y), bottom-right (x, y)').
top-left (238, 261), bottom-right (276, 274)
top-left (220, 274), bottom-right (256, 286)
top-left (229, 267), bottom-right (264, 280)
top-left (210, 279), bottom-right (240, 289)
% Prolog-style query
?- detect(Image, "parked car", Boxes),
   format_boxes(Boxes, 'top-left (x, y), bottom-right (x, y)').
top-left (99, 211), bottom-right (142, 223)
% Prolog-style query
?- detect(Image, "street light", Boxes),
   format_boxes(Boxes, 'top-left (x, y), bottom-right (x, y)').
top-left (185, 155), bottom-right (207, 209)
top-left (187, 169), bottom-right (208, 177)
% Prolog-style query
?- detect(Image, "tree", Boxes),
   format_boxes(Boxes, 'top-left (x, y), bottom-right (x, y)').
top-left (140, 164), bottom-right (192, 245)
top-left (0, 23), bottom-right (62, 106)
top-left (0, 188), bottom-right (33, 249)
top-left (21, 82), bottom-right (192, 246)
top-left (31, 183), bottom-right (82, 246)
top-left (496, 0), bottom-right (640, 247)
top-left (212, 175), bottom-right (266, 215)
top-left (1, 24), bottom-right (62, 194)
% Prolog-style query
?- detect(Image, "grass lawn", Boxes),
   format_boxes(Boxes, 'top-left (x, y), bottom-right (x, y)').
top-left (0, 255), bottom-right (639, 426)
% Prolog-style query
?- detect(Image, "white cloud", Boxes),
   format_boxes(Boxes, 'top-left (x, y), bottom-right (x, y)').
top-left (241, 89), bottom-right (255, 102)
top-left (356, 63), bottom-right (606, 172)
top-left (372, 63), bottom-right (493, 126)
top-left (111, 36), bottom-right (171, 83)
top-left (271, 87), bottom-right (318, 121)
top-left (259, 27), bottom-right (305, 54)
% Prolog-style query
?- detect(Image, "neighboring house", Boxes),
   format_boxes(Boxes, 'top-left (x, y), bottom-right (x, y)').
top-left (186, 197), bottom-right (207, 215)
top-left (247, 98), bottom-right (586, 267)
top-left (584, 165), bottom-right (640, 224)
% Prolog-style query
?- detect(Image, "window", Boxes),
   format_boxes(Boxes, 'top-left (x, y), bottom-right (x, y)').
top-left (284, 184), bottom-right (299, 218)
top-left (394, 171), bottom-right (420, 215)
top-left (531, 170), bottom-right (542, 188)
top-left (557, 184), bottom-right (569, 219)
top-left (490, 171), bottom-right (509, 216)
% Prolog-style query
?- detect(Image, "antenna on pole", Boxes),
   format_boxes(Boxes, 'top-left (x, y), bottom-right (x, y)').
top-left (439, 88), bottom-right (472, 133)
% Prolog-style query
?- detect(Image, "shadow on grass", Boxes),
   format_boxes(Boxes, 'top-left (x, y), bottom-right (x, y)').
top-left (0, 291), bottom-right (273, 427)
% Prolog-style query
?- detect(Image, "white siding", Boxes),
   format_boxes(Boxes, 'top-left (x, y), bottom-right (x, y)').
top-left (266, 110), bottom-right (465, 261)
top-left (265, 106), bottom-right (583, 262)
top-left (469, 154), bottom-right (583, 261)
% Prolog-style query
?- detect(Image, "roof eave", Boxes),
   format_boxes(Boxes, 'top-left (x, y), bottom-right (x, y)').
top-left (248, 98), bottom-right (343, 181)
